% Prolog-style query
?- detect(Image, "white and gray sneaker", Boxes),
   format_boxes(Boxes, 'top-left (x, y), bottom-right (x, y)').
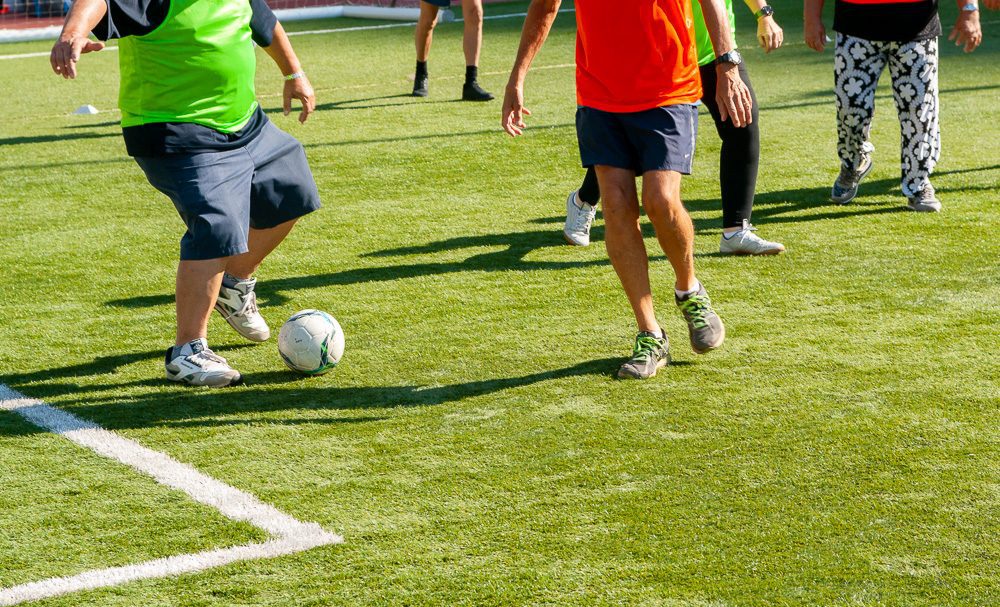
top-left (215, 276), bottom-right (270, 342)
top-left (831, 149), bottom-right (875, 205)
top-left (165, 338), bottom-right (242, 387)
top-left (563, 190), bottom-right (598, 247)
top-left (907, 184), bottom-right (942, 213)
top-left (719, 220), bottom-right (785, 255)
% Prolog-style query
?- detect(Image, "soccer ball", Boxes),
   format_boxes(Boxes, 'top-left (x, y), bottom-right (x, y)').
top-left (277, 310), bottom-right (345, 375)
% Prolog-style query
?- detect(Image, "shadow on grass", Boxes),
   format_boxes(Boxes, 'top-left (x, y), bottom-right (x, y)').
top-left (0, 355), bottom-right (621, 435)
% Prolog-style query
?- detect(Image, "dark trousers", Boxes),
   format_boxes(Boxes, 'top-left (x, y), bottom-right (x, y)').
top-left (579, 62), bottom-right (761, 229)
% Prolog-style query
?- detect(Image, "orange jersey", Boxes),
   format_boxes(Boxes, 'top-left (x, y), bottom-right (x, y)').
top-left (575, 0), bottom-right (703, 113)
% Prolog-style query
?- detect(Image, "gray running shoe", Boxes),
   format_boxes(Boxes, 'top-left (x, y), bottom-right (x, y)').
top-left (676, 285), bottom-right (725, 354)
top-left (907, 184), bottom-right (942, 213)
top-left (564, 190), bottom-right (598, 247)
top-left (617, 331), bottom-right (670, 380)
top-left (165, 338), bottom-right (242, 387)
top-left (719, 219), bottom-right (785, 255)
top-left (831, 153), bottom-right (874, 205)
top-left (216, 277), bottom-right (270, 342)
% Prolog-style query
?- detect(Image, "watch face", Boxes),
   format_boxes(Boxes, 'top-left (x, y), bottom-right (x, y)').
top-left (761, 5), bottom-right (774, 16)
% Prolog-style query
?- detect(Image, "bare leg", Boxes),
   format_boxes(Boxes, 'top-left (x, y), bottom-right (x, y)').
top-left (641, 170), bottom-right (697, 292)
top-left (596, 166), bottom-right (660, 334)
top-left (415, 2), bottom-right (440, 62)
top-left (175, 258), bottom-right (227, 346)
top-left (461, 0), bottom-right (484, 67)
top-left (225, 218), bottom-right (298, 280)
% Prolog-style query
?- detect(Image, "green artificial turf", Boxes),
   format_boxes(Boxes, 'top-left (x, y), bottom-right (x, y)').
top-left (0, 1), bottom-right (997, 605)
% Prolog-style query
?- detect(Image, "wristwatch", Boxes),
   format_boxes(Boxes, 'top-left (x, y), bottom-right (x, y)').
top-left (715, 49), bottom-right (744, 67)
top-left (754, 5), bottom-right (774, 19)
top-left (961, 2), bottom-right (979, 10)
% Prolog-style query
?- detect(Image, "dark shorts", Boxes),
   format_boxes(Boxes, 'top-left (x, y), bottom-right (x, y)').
top-left (422, 0), bottom-right (451, 6)
top-left (576, 103), bottom-right (699, 175)
top-left (135, 121), bottom-right (322, 261)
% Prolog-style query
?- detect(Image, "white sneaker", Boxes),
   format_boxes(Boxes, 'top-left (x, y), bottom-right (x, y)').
top-left (563, 190), bottom-right (597, 247)
top-left (165, 338), bottom-right (242, 387)
top-left (719, 220), bottom-right (785, 255)
top-left (215, 276), bottom-right (270, 342)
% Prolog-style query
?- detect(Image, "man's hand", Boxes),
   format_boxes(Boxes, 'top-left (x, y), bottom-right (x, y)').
top-left (757, 15), bottom-right (784, 52)
top-left (50, 33), bottom-right (104, 79)
top-left (501, 82), bottom-right (532, 137)
top-left (716, 64), bottom-right (753, 128)
top-left (283, 75), bottom-right (315, 124)
top-left (949, 9), bottom-right (983, 52)
top-left (804, 18), bottom-right (827, 52)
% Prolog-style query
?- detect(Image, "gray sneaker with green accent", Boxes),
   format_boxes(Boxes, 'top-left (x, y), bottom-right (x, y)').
top-left (831, 151), bottom-right (874, 205)
top-left (617, 331), bottom-right (670, 380)
top-left (676, 285), bottom-right (725, 354)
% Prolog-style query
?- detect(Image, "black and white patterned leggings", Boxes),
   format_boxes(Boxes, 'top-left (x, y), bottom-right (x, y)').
top-left (834, 33), bottom-right (940, 197)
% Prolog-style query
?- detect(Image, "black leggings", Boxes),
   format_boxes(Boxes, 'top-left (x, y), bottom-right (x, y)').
top-left (578, 62), bottom-right (760, 229)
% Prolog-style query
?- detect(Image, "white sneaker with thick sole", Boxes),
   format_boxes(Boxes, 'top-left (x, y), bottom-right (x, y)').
top-left (165, 338), bottom-right (243, 387)
top-left (215, 276), bottom-right (270, 342)
top-left (719, 220), bottom-right (786, 255)
top-left (563, 190), bottom-right (597, 247)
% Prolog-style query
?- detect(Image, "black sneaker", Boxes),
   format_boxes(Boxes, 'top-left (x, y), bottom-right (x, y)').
top-left (462, 81), bottom-right (494, 102)
top-left (617, 331), bottom-right (670, 380)
top-left (412, 74), bottom-right (429, 97)
top-left (676, 285), bottom-right (725, 354)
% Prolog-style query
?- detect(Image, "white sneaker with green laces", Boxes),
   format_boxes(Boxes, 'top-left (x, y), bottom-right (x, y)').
top-left (215, 276), bottom-right (270, 342)
top-left (563, 190), bottom-right (598, 247)
top-left (165, 338), bottom-right (242, 387)
top-left (719, 220), bottom-right (786, 255)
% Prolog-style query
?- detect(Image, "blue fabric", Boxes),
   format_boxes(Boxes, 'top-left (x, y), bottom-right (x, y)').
top-left (576, 104), bottom-right (699, 175)
top-left (422, 0), bottom-right (451, 6)
top-left (134, 122), bottom-right (321, 260)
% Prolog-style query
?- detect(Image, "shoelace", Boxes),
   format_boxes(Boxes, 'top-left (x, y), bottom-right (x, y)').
top-left (679, 295), bottom-right (712, 329)
top-left (573, 204), bottom-right (595, 231)
top-left (191, 348), bottom-right (227, 366)
top-left (632, 335), bottom-right (663, 361)
top-left (236, 291), bottom-right (258, 317)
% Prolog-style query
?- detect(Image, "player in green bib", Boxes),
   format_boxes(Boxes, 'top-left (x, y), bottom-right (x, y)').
top-left (564, 0), bottom-right (787, 257)
top-left (51, 0), bottom-right (321, 387)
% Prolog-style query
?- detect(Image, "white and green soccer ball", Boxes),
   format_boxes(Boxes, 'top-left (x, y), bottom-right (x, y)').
top-left (277, 310), bottom-right (345, 375)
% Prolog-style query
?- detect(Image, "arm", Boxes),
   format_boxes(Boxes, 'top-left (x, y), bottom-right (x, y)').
top-left (262, 22), bottom-right (316, 123)
top-left (501, 0), bottom-right (562, 137)
top-left (803, 0), bottom-right (827, 52)
top-left (50, 0), bottom-right (107, 79)
top-left (698, 0), bottom-right (753, 127)
top-left (743, 0), bottom-right (783, 53)
top-left (948, 0), bottom-right (983, 52)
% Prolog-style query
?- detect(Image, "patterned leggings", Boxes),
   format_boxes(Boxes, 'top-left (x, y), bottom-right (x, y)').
top-left (834, 33), bottom-right (940, 197)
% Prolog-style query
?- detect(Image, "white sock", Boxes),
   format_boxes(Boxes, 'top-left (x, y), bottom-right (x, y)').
top-left (675, 280), bottom-right (701, 299)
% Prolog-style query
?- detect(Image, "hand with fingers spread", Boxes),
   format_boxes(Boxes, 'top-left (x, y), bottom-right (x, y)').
top-left (949, 7), bottom-right (983, 53)
top-left (716, 64), bottom-right (753, 128)
top-left (501, 82), bottom-right (532, 137)
top-left (284, 74), bottom-right (316, 124)
top-left (756, 15), bottom-right (783, 53)
top-left (50, 32), bottom-right (105, 79)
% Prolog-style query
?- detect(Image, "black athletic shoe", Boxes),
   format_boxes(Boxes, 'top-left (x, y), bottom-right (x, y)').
top-left (412, 74), bottom-right (429, 97)
top-left (617, 331), bottom-right (670, 380)
top-left (462, 81), bottom-right (494, 102)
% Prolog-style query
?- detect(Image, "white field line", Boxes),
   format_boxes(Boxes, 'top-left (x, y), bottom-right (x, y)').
top-left (0, 9), bottom-right (579, 61)
top-left (0, 384), bottom-right (342, 606)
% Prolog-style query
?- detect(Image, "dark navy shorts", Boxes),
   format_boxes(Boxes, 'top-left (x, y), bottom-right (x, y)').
top-left (576, 103), bottom-right (699, 175)
top-left (135, 122), bottom-right (322, 261)
top-left (422, 0), bottom-right (451, 6)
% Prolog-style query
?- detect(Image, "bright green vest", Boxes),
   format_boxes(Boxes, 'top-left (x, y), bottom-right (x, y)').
top-left (117, 0), bottom-right (258, 132)
top-left (691, 0), bottom-right (738, 67)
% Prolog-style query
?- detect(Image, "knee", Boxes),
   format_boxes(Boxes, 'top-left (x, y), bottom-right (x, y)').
top-left (643, 190), bottom-right (683, 222)
top-left (464, 3), bottom-right (483, 23)
top-left (602, 190), bottom-right (639, 223)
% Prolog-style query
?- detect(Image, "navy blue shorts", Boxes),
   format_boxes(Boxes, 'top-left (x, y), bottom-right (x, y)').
top-left (576, 104), bottom-right (699, 175)
top-left (135, 122), bottom-right (322, 261)
top-left (422, 0), bottom-right (451, 6)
